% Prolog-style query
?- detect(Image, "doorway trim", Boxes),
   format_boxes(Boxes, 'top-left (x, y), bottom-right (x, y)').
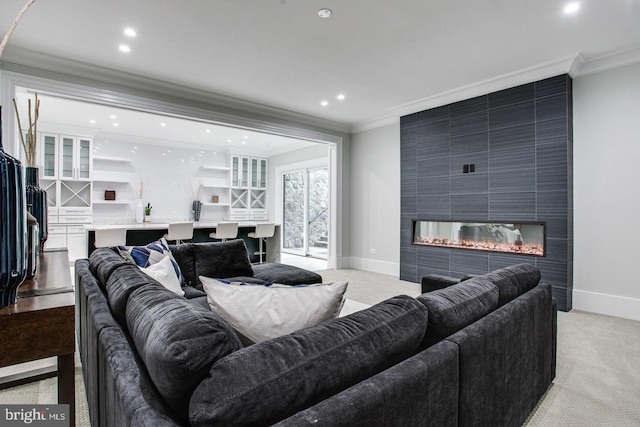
top-left (276, 157), bottom-right (331, 263)
top-left (1, 69), bottom-right (342, 269)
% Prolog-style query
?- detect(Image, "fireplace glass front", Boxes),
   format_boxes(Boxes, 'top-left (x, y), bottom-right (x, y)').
top-left (412, 220), bottom-right (545, 256)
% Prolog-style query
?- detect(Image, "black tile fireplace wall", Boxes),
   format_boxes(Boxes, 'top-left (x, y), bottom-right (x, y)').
top-left (400, 74), bottom-right (573, 311)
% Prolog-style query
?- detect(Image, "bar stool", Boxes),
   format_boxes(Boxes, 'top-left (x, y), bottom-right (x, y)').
top-left (164, 222), bottom-right (194, 244)
top-left (94, 228), bottom-right (127, 248)
top-left (247, 222), bottom-right (275, 263)
top-left (209, 222), bottom-right (238, 242)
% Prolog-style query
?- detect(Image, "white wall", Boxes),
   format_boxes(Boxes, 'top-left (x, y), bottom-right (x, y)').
top-left (573, 61), bottom-right (640, 321)
top-left (92, 139), bottom-right (231, 223)
top-left (349, 122), bottom-right (401, 275)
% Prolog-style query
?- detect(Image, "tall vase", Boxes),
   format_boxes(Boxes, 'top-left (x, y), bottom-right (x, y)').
top-left (192, 200), bottom-right (202, 222)
top-left (0, 105), bottom-right (28, 307)
top-left (135, 199), bottom-right (144, 223)
top-left (26, 211), bottom-right (38, 279)
top-left (25, 166), bottom-right (48, 251)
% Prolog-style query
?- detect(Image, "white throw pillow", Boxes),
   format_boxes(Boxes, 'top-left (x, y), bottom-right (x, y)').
top-left (200, 277), bottom-right (348, 344)
top-left (139, 255), bottom-right (185, 296)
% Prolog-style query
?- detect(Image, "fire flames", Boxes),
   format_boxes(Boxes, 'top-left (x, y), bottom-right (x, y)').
top-left (414, 237), bottom-right (544, 256)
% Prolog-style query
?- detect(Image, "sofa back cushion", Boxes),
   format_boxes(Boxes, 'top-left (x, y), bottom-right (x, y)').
top-left (485, 263), bottom-right (540, 306)
top-left (418, 277), bottom-right (499, 347)
top-left (168, 243), bottom-right (196, 287)
top-left (105, 262), bottom-right (156, 327)
top-left (192, 240), bottom-right (254, 288)
top-left (126, 284), bottom-right (242, 419)
top-left (89, 248), bottom-right (130, 290)
top-left (189, 295), bottom-right (428, 426)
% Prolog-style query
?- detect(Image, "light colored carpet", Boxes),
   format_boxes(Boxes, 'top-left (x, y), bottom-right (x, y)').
top-left (0, 268), bottom-right (638, 426)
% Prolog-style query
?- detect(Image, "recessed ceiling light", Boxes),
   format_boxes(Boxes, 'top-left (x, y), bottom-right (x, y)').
top-left (110, 115), bottom-right (117, 119)
top-left (124, 28), bottom-right (137, 37)
top-left (321, 100), bottom-right (329, 107)
top-left (89, 119), bottom-right (96, 124)
top-left (160, 122), bottom-right (167, 127)
top-left (118, 44), bottom-right (131, 53)
top-left (242, 141), bottom-right (247, 145)
top-left (227, 139), bottom-right (232, 143)
top-left (244, 136), bottom-right (249, 139)
top-left (337, 94), bottom-right (345, 100)
top-left (205, 129), bottom-right (211, 133)
top-left (318, 8), bottom-right (332, 18)
top-left (564, 2), bottom-right (579, 14)
top-left (113, 123), bottom-right (119, 127)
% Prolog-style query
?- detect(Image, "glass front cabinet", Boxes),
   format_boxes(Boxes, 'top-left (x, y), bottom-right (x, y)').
top-left (40, 133), bottom-right (93, 180)
top-left (230, 155), bottom-right (268, 220)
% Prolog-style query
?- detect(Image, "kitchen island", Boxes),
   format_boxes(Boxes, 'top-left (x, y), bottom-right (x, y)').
top-left (84, 222), bottom-right (280, 263)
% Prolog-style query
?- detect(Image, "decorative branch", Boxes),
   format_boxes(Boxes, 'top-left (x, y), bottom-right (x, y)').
top-left (138, 178), bottom-right (144, 200)
top-left (12, 93), bottom-right (39, 167)
top-left (0, 0), bottom-right (38, 58)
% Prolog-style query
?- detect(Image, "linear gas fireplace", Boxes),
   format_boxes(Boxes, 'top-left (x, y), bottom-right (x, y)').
top-left (412, 220), bottom-right (546, 256)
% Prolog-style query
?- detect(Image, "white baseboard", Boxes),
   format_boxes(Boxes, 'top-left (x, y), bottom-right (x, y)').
top-left (573, 289), bottom-right (640, 322)
top-left (344, 257), bottom-right (399, 277)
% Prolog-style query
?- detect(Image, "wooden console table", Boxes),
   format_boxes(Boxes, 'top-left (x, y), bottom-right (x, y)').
top-left (0, 249), bottom-right (75, 426)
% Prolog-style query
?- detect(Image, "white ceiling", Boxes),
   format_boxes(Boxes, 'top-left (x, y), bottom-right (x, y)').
top-left (2, 0), bottom-right (640, 133)
top-left (12, 90), bottom-right (320, 157)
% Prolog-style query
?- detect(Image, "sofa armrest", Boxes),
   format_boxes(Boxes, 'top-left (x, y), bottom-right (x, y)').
top-left (421, 274), bottom-right (461, 293)
top-left (252, 263), bottom-right (322, 285)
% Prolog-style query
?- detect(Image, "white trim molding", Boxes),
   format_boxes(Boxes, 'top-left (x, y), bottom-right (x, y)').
top-left (346, 256), bottom-right (399, 277)
top-left (573, 289), bottom-right (640, 322)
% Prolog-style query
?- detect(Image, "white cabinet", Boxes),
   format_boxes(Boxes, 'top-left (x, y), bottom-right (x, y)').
top-left (59, 135), bottom-right (92, 180)
top-left (230, 155), bottom-right (268, 221)
top-left (197, 165), bottom-right (231, 220)
top-left (250, 158), bottom-right (267, 189)
top-left (44, 225), bottom-right (67, 249)
top-left (37, 133), bottom-right (93, 261)
top-left (66, 225), bottom-right (88, 261)
top-left (40, 134), bottom-right (59, 179)
top-left (231, 155), bottom-right (249, 188)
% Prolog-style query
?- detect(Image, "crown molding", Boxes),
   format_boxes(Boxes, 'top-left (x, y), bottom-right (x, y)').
top-left (350, 114), bottom-right (399, 133)
top-left (0, 45), bottom-right (351, 135)
top-left (572, 44), bottom-right (640, 77)
top-left (390, 54), bottom-right (580, 119)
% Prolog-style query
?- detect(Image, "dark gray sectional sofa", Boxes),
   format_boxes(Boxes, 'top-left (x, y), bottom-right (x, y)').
top-left (76, 240), bottom-right (556, 427)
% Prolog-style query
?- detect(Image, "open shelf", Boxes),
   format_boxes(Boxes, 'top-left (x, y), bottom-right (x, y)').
top-left (93, 200), bottom-right (131, 205)
top-left (200, 165), bottom-right (230, 171)
top-left (203, 202), bottom-right (230, 207)
top-left (93, 155), bottom-right (132, 163)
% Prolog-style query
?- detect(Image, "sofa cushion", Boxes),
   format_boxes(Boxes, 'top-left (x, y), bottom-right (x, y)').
top-left (189, 295), bottom-right (428, 426)
top-left (201, 277), bottom-right (347, 344)
top-left (106, 262), bottom-right (157, 327)
top-left (118, 238), bottom-right (185, 285)
top-left (126, 283), bottom-right (242, 419)
top-left (418, 277), bottom-right (499, 347)
top-left (485, 263), bottom-right (541, 306)
top-left (252, 262), bottom-right (323, 285)
top-left (89, 248), bottom-right (131, 289)
top-left (168, 243), bottom-right (196, 287)
top-left (192, 240), bottom-right (254, 289)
